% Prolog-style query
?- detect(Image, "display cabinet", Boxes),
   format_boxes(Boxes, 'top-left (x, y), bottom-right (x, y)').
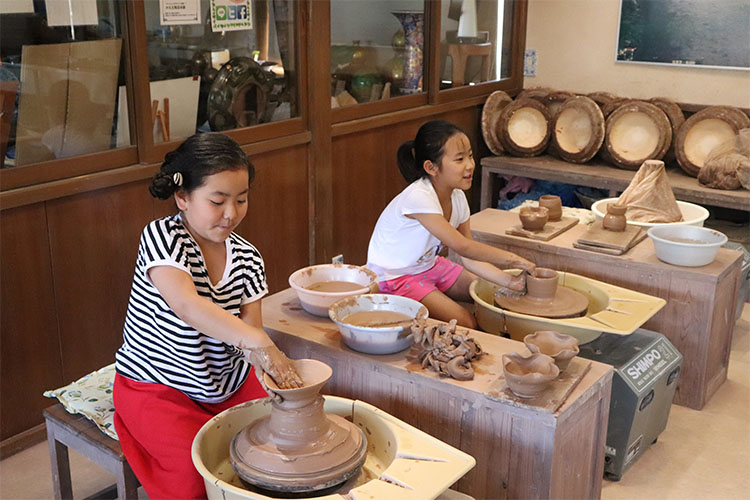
top-left (0, 0), bottom-right (528, 452)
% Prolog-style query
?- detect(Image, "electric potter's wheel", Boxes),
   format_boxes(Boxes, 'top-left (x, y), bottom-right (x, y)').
top-left (495, 286), bottom-right (589, 319)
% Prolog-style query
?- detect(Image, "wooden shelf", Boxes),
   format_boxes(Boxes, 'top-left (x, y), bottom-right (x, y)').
top-left (480, 155), bottom-right (750, 211)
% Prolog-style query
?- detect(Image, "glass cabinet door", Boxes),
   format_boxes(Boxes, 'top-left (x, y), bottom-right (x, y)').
top-left (439, 0), bottom-right (515, 89)
top-left (142, 0), bottom-right (299, 144)
top-left (330, 0), bottom-right (426, 107)
top-left (0, 0), bottom-right (131, 168)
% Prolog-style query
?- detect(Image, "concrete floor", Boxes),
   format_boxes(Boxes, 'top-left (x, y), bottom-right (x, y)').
top-left (1, 309), bottom-right (748, 500)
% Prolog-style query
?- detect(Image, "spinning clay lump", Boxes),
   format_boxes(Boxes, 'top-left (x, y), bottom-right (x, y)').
top-left (306, 281), bottom-right (364, 292)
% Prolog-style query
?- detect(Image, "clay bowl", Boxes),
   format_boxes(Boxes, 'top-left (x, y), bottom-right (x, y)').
top-left (502, 352), bottom-right (560, 399)
top-left (329, 294), bottom-right (428, 354)
top-left (525, 267), bottom-right (559, 300)
top-left (519, 206), bottom-right (549, 231)
top-left (289, 264), bottom-right (377, 317)
top-left (523, 330), bottom-right (580, 372)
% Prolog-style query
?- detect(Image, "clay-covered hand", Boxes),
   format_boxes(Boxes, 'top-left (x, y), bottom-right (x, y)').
top-left (507, 272), bottom-right (527, 292)
top-left (246, 345), bottom-right (303, 390)
top-left (514, 258), bottom-right (535, 273)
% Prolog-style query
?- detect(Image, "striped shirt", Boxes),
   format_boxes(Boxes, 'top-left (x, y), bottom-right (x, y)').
top-left (115, 214), bottom-right (268, 402)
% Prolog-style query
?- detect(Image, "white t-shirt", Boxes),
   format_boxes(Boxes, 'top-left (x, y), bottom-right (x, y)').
top-left (367, 177), bottom-right (470, 281)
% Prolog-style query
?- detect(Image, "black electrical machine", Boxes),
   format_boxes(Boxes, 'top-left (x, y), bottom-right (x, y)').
top-left (578, 327), bottom-right (682, 481)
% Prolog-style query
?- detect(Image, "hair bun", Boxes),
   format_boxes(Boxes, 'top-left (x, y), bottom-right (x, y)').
top-left (149, 171), bottom-right (177, 200)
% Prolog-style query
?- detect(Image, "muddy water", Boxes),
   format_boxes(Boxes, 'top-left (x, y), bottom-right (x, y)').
top-left (661, 236), bottom-right (709, 244)
top-left (342, 310), bottom-right (412, 327)
top-left (306, 281), bottom-right (364, 292)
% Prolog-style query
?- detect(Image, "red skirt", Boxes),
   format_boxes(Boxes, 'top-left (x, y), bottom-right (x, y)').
top-left (113, 370), bottom-right (267, 500)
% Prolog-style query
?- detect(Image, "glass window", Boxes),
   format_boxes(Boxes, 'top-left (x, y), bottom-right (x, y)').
top-left (143, 0), bottom-right (298, 143)
top-left (439, 0), bottom-right (514, 88)
top-left (0, 0), bottom-right (130, 168)
top-left (330, 1), bottom-right (426, 107)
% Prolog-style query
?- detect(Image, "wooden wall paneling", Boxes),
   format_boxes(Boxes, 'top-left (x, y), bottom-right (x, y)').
top-left (0, 204), bottom-right (63, 441)
top-left (307, 0), bottom-right (334, 264)
top-left (46, 181), bottom-right (154, 382)
top-left (233, 145), bottom-right (309, 293)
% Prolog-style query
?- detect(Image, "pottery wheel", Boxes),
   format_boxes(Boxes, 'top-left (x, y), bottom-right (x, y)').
top-left (229, 413), bottom-right (367, 493)
top-left (495, 286), bottom-right (589, 319)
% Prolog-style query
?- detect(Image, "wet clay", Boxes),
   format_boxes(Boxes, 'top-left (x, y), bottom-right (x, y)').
top-left (306, 280), bottom-right (365, 292)
top-left (524, 330), bottom-right (580, 372)
top-left (538, 195), bottom-right (563, 222)
top-left (411, 319), bottom-right (484, 381)
top-left (342, 310), bottom-right (413, 327)
top-left (230, 359), bottom-right (367, 493)
top-left (519, 206), bottom-right (549, 231)
top-left (502, 352), bottom-right (559, 399)
top-left (494, 268), bottom-right (589, 319)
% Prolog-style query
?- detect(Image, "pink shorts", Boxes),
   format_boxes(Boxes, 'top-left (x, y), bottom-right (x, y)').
top-left (378, 256), bottom-right (464, 302)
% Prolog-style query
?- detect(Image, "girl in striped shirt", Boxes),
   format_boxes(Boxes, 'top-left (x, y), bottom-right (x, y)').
top-left (114, 133), bottom-right (301, 499)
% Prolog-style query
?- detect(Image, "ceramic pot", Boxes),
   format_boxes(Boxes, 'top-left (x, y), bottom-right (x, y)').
top-left (502, 352), bottom-right (559, 398)
top-left (538, 195), bottom-right (562, 222)
top-left (603, 203), bottom-right (627, 232)
top-left (391, 11), bottom-right (424, 93)
top-left (523, 330), bottom-right (580, 372)
top-left (519, 206), bottom-right (549, 231)
top-left (525, 267), bottom-right (558, 300)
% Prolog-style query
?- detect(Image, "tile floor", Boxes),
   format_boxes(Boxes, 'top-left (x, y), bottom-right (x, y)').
top-left (1, 308), bottom-right (748, 500)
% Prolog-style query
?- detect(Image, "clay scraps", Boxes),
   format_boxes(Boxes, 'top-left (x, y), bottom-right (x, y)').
top-left (411, 320), bottom-right (484, 381)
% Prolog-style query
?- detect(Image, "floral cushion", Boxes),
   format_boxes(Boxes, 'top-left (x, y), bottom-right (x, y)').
top-left (44, 363), bottom-right (118, 440)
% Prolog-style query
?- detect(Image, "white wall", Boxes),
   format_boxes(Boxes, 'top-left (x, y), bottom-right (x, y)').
top-left (523, 0), bottom-right (750, 107)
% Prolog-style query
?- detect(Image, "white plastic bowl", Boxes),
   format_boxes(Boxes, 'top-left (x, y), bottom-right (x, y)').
top-left (288, 264), bottom-right (377, 317)
top-left (329, 294), bottom-right (428, 355)
top-left (647, 226), bottom-right (727, 267)
top-left (591, 198), bottom-right (709, 228)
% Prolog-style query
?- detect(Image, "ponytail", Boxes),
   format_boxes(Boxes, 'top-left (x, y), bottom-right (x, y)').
top-left (396, 120), bottom-right (467, 183)
top-left (397, 140), bottom-right (421, 183)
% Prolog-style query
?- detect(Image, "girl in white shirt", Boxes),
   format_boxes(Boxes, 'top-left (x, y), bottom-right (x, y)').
top-left (367, 120), bottom-right (535, 328)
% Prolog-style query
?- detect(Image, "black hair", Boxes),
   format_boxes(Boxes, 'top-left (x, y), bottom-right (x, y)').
top-left (149, 132), bottom-right (255, 200)
top-left (396, 120), bottom-right (468, 183)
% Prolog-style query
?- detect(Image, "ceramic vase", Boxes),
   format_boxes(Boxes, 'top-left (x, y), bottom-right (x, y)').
top-left (391, 11), bottom-right (424, 93)
top-left (538, 195), bottom-right (563, 222)
top-left (603, 203), bottom-right (627, 232)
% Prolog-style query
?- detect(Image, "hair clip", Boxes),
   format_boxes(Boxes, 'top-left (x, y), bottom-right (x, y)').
top-left (172, 172), bottom-right (183, 187)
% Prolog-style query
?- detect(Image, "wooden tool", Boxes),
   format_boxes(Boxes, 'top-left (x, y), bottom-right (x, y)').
top-left (486, 357), bottom-right (592, 413)
top-left (575, 220), bottom-right (645, 255)
top-left (151, 98), bottom-right (171, 142)
top-left (506, 216), bottom-right (578, 241)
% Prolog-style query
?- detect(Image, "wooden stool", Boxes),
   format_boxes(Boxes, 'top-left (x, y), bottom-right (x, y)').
top-left (44, 403), bottom-right (139, 500)
top-left (446, 42), bottom-right (492, 86)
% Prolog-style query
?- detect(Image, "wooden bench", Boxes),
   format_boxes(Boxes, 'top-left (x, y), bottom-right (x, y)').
top-left (43, 403), bottom-right (139, 500)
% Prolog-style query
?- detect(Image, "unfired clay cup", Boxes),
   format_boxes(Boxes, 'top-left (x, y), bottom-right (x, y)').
top-left (519, 206), bottom-right (549, 231)
top-left (502, 352), bottom-right (560, 398)
top-left (603, 203), bottom-right (627, 232)
top-left (538, 195), bottom-right (562, 222)
top-left (523, 330), bottom-right (580, 372)
top-left (525, 268), bottom-right (558, 300)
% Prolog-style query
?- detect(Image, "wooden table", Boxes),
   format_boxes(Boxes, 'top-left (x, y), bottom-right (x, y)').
top-left (470, 208), bottom-right (743, 410)
top-left (263, 288), bottom-right (613, 500)
top-left (480, 155), bottom-right (750, 211)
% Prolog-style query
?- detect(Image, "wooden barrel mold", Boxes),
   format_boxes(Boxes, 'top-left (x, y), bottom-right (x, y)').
top-left (649, 97), bottom-right (685, 164)
top-left (481, 90), bottom-right (512, 155)
top-left (585, 91), bottom-right (620, 111)
top-left (604, 100), bottom-right (672, 170)
top-left (516, 87), bottom-right (553, 103)
top-left (543, 91), bottom-right (576, 119)
top-left (550, 96), bottom-right (605, 163)
top-left (674, 105), bottom-right (750, 177)
top-left (497, 97), bottom-right (552, 157)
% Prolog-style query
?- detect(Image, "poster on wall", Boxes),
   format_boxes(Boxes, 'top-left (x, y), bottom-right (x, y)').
top-left (615, 0), bottom-right (750, 71)
top-left (210, 0), bottom-right (252, 32)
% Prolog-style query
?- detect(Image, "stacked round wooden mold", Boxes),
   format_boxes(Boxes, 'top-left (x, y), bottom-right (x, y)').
top-left (480, 88), bottom-right (750, 182)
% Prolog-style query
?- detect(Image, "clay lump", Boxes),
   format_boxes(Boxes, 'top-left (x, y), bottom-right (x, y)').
top-left (411, 319), bottom-right (483, 381)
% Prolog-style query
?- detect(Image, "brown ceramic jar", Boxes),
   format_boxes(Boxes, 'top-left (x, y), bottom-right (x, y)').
top-left (525, 268), bottom-right (559, 300)
top-left (519, 206), bottom-right (549, 231)
top-left (603, 203), bottom-right (627, 232)
top-left (538, 195), bottom-right (563, 222)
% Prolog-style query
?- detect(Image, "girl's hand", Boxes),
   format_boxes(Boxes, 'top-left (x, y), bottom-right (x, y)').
top-left (514, 258), bottom-right (536, 274)
top-left (507, 272), bottom-right (527, 292)
top-left (246, 345), bottom-right (303, 389)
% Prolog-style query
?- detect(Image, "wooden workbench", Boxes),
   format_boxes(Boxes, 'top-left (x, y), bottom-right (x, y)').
top-left (480, 155), bottom-right (750, 211)
top-left (470, 208), bottom-right (743, 410)
top-left (263, 288), bottom-right (613, 500)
